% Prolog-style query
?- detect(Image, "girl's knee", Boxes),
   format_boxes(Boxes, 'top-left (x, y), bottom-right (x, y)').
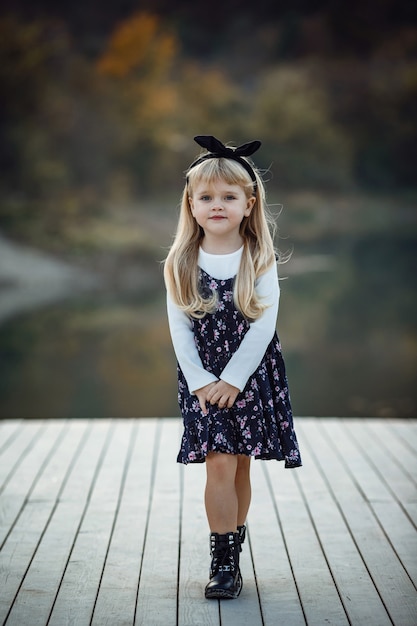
top-left (236, 454), bottom-right (251, 474)
top-left (206, 452), bottom-right (237, 480)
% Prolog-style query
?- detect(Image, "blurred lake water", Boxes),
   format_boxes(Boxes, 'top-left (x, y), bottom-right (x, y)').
top-left (0, 225), bottom-right (415, 419)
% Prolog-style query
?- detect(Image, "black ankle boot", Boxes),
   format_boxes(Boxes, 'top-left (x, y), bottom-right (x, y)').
top-left (237, 524), bottom-right (246, 552)
top-left (205, 532), bottom-right (242, 600)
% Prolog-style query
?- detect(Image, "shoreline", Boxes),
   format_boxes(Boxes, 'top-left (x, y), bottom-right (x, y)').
top-left (0, 233), bottom-right (101, 324)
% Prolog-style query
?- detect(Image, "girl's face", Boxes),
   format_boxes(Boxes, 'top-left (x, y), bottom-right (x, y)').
top-left (189, 179), bottom-right (255, 251)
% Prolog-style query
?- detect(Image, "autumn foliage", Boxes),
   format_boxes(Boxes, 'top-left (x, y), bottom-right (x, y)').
top-left (0, 9), bottom-right (416, 239)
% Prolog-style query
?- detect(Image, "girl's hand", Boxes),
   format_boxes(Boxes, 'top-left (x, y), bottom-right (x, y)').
top-left (206, 380), bottom-right (240, 410)
top-left (194, 382), bottom-right (218, 415)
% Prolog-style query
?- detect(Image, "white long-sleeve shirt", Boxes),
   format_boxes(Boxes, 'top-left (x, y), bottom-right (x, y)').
top-left (166, 246), bottom-right (280, 394)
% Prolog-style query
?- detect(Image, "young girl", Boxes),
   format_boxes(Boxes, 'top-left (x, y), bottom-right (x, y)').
top-left (164, 135), bottom-right (302, 600)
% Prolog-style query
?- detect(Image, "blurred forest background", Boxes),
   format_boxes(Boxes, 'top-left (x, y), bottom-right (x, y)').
top-left (0, 0), bottom-right (416, 419)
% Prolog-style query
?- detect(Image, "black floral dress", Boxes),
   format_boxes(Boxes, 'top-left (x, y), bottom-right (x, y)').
top-left (177, 269), bottom-right (302, 468)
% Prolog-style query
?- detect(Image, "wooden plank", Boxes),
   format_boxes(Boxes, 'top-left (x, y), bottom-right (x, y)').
top-left (91, 419), bottom-right (157, 626)
top-left (0, 420), bottom-right (89, 624)
top-left (46, 420), bottom-right (133, 626)
top-left (247, 460), bottom-right (305, 625)
top-left (135, 419), bottom-right (181, 626)
top-left (0, 420), bottom-right (22, 454)
top-left (363, 419), bottom-right (417, 499)
top-left (296, 420), bottom-right (392, 625)
top-left (370, 500), bottom-right (417, 587)
top-left (6, 420), bottom-right (112, 626)
top-left (317, 419), bottom-right (417, 626)
top-left (220, 526), bottom-right (263, 626)
top-left (0, 417), bottom-right (416, 626)
top-left (28, 421), bottom-right (88, 504)
top-left (403, 502), bottom-right (417, 529)
top-left (265, 441), bottom-right (350, 626)
top-left (177, 429), bottom-right (220, 626)
top-left (364, 419), bottom-right (417, 502)
top-left (392, 420), bottom-right (417, 455)
top-left (344, 420), bottom-right (417, 586)
top-left (0, 421), bottom-right (45, 491)
top-left (0, 421), bottom-right (66, 547)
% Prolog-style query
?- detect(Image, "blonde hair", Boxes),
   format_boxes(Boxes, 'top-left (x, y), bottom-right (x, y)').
top-left (164, 157), bottom-right (277, 321)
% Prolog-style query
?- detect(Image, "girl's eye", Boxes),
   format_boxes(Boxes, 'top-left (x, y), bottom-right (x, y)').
top-left (225, 195), bottom-right (236, 201)
top-left (200, 195), bottom-right (211, 201)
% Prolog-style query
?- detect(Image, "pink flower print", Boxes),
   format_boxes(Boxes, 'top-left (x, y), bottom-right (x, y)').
top-left (213, 329), bottom-right (219, 341)
top-left (236, 399), bottom-right (246, 409)
top-left (224, 340), bottom-right (229, 352)
top-left (215, 432), bottom-right (225, 444)
top-left (237, 322), bottom-right (245, 336)
top-left (253, 445), bottom-right (261, 456)
top-left (245, 390), bottom-right (254, 403)
top-left (209, 279), bottom-right (218, 290)
top-left (216, 300), bottom-right (225, 312)
top-left (279, 390), bottom-right (286, 401)
top-left (251, 379), bottom-right (259, 390)
top-left (281, 420), bottom-right (290, 430)
top-left (188, 451), bottom-right (197, 461)
top-left (223, 290), bottom-right (233, 302)
top-left (192, 399), bottom-right (200, 412)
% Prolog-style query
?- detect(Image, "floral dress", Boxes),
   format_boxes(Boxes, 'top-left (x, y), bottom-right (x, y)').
top-left (177, 269), bottom-right (302, 468)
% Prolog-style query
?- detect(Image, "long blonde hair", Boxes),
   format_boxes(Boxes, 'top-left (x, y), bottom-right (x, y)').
top-left (164, 157), bottom-right (277, 321)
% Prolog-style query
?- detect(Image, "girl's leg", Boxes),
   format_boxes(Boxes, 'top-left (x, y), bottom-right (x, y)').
top-left (235, 455), bottom-right (251, 526)
top-left (204, 452), bottom-right (248, 600)
top-left (205, 452), bottom-right (238, 532)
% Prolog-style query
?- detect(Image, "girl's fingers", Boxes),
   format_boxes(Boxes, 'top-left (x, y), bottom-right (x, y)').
top-left (206, 386), bottom-right (216, 403)
top-left (196, 394), bottom-right (208, 414)
top-left (207, 383), bottom-right (238, 409)
top-left (217, 393), bottom-right (234, 409)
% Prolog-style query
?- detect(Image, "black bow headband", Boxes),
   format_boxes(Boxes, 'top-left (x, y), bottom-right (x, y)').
top-left (187, 135), bottom-right (262, 188)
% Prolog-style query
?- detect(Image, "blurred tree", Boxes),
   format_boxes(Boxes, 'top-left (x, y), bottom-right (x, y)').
top-left (0, 16), bottom-right (114, 236)
top-left (0, 6), bottom-right (416, 253)
top-left (95, 12), bottom-right (248, 192)
top-left (323, 41), bottom-right (417, 190)
top-left (95, 12), bottom-right (179, 193)
top-left (250, 65), bottom-right (353, 188)
top-left (96, 12), bottom-right (176, 79)
top-left (354, 59), bottom-right (417, 188)
top-left (0, 17), bottom-right (59, 192)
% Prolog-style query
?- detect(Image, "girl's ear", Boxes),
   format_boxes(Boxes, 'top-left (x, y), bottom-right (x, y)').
top-left (245, 196), bottom-right (256, 215)
top-left (189, 197), bottom-right (194, 213)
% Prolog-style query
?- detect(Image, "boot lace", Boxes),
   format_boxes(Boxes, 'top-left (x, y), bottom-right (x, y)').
top-left (210, 535), bottom-right (236, 576)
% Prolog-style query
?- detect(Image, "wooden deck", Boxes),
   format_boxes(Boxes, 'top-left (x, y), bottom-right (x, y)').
top-left (0, 418), bottom-right (416, 626)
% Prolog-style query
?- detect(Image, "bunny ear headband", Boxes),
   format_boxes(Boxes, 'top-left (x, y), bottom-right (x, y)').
top-left (187, 135), bottom-right (262, 189)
